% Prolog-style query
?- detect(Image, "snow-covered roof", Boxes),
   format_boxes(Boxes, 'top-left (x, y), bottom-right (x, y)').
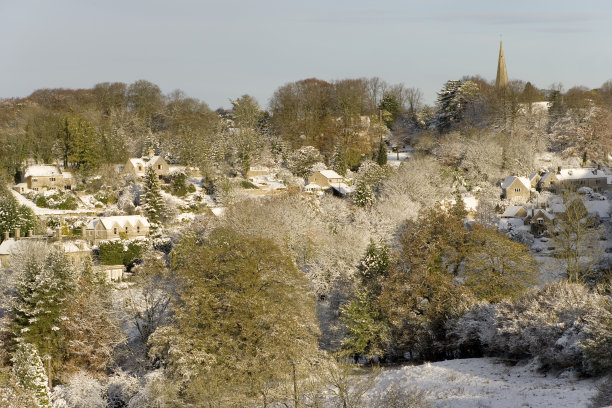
top-left (129, 158), bottom-right (146, 170)
top-left (585, 201), bottom-right (610, 218)
top-left (557, 168), bottom-right (607, 181)
top-left (63, 172), bottom-right (73, 179)
top-left (86, 215), bottom-right (150, 230)
top-left (549, 203), bottom-right (566, 214)
top-left (540, 172), bottom-right (555, 183)
top-left (57, 240), bottom-right (91, 253)
top-left (0, 238), bottom-right (20, 255)
top-left (530, 208), bottom-right (555, 221)
top-left (24, 165), bottom-right (61, 178)
top-left (318, 170), bottom-right (343, 180)
top-left (501, 176), bottom-right (530, 190)
top-left (501, 205), bottom-right (526, 218)
top-left (129, 156), bottom-right (164, 173)
top-left (331, 183), bottom-right (354, 195)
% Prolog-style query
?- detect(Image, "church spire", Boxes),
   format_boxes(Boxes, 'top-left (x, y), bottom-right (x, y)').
top-left (496, 41), bottom-right (509, 89)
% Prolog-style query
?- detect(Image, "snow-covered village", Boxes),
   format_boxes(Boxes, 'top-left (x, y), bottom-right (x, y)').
top-left (1, 2), bottom-right (612, 407)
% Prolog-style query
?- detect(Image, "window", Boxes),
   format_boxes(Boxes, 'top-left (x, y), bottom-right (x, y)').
top-left (158, 165), bottom-right (161, 170)
top-left (125, 227), bottom-right (129, 234)
top-left (138, 165), bottom-right (142, 171)
top-left (514, 188), bottom-right (521, 192)
top-left (113, 228), bottom-right (118, 235)
top-left (50, 177), bottom-right (56, 182)
top-left (32, 178), bottom-right (38, 182)
top-left (137, 226), bottom-right (140, 233)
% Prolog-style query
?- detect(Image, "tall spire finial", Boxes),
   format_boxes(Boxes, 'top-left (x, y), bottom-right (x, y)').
top-left (496, 40), bottom-right (509, 89)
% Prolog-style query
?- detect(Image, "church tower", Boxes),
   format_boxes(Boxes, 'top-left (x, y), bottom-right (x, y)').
top-left (495, 41), bottom-right (509, 89)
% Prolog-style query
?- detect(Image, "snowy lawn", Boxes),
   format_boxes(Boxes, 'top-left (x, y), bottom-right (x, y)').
top-left (367, 358), bottom-right (597, 408)
top-left (387, 151), bottom-right (412, 167)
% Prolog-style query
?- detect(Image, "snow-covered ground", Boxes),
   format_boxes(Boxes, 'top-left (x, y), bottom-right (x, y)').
top-left (367, 358), bottom-right (597, 408)
top-left (387, 150), bottom-right (412, 167)
top-left (9, 188), bottom-right (97, 216)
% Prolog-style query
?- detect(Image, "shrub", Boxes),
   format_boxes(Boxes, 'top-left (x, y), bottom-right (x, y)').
top-left (35, 196), bottom-right (48, 207)
top-left (240, 180), bottom-right (258, 189)
top-left (450, 282), bottom-right (610, 373)
top-left (98, 240), bottom-right (124, 265)
top-left (98, 239), bottom-right (149, 270)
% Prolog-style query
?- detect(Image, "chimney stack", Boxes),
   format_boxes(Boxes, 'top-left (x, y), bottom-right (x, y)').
top-left (56, 228), bottom-right (62, 241)
top-left (27, 230), bottom-right (32, 237)
top-left (14, 228), bottom-right (20, 240)
top-left (148, 148), bottom-right (155, 158)
top-left (3, 231), bottom-right (8, 241)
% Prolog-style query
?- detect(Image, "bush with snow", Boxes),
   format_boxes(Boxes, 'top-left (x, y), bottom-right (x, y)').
top-left (106, 370), bottom-right (140, 408)
top-left (51, 371), bottom-right (105, 408)
top-left (11, 342), bottom-right (51, 408)
top-left (449, 282), bottom-right (611, 373)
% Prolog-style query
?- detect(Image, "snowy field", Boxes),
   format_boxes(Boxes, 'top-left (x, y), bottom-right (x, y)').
top-left (387, 150), bottom-right (412, 166)
top-left (367, 358), bottom-right (598, 408)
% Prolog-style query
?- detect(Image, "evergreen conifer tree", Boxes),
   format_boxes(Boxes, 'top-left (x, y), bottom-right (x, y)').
top-left (142, 165), bottom-right (165, 234)
top-left (11, 248), bottom-right (76, 384)
top-left (12, 343), bottom-right (51, 408)
top-left (376, 139), bottom-right (387, 166)
top-left (331, 145), bottom-right (347, 177)
top-left (352, 179), bottom-right (374, 208)
top-left (0, 194), bottom-right (36, 241)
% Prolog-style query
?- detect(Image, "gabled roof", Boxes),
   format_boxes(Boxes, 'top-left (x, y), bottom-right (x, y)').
top-left (56, 240), bottom-right (91, 253)
top-left (540, 172), bottom-right (557, 184)
top-left (129, 158), bottom-right (147, 170)
top-left (128, 156), bottom-right (165, 173)
top-left (530, 208), bottom-right (555, 222)
top-left (24, 165), bottom-right (61, 178)
top-left (318, 169), bottom-right (343, 179)
top-left (86, 215), bottom-right (150, 230)
top-left (501, 176), bottom-right (530, 190)
top-left (501, 205), bottom-right (526, 218)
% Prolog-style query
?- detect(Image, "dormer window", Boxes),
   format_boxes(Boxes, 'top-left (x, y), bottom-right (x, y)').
top-left (138, 165), bottom-right (142, 171)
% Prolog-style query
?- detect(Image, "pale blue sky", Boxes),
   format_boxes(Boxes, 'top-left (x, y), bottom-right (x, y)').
top-left (2, 0), bottom-right (612, 109)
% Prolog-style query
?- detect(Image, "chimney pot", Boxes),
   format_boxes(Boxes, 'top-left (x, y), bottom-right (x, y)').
top-left (3, 231), bottom-right (8, 241)
top-left (14, 228), bottom-right (20, 240)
